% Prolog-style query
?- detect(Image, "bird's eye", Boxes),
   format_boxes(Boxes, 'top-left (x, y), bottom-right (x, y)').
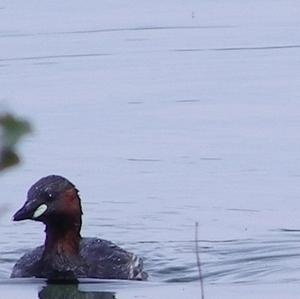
top-left (43, 191), bottom-right (56, 200)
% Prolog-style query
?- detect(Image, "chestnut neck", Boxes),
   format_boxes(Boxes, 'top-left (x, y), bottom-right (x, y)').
top-left (41, 188), bottom-right (83, 258)
top-left (43, 217), bottom-right (82, 256)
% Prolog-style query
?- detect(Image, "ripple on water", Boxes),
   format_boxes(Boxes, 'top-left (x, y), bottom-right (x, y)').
top-left (142, 231), bottom-right (300, 284)
top-left (1, 231), bottom-right (300, 284)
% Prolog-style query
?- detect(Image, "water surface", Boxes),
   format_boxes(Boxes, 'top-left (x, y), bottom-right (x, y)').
top-left (1, 0), bottom-right (300, 298)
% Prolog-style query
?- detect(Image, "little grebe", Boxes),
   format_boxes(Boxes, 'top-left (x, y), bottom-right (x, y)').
top-left (11, 175), bottom-right (147, 281)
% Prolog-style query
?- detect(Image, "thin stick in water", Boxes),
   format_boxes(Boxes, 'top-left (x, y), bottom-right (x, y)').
top-left (195, 222), bottom-right (205, 299)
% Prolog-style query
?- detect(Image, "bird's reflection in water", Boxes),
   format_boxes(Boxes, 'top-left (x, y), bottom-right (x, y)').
top-left (39, 283), bottom-right (116, 299)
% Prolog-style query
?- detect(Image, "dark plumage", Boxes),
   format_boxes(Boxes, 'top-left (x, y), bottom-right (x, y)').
top-left (11, 175), bottom-right (147, 281)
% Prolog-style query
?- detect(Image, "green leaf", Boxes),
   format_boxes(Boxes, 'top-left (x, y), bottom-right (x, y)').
top-left (0, 149), bottom-right (20, 171)
top-left (0, 113), bottom-right (31, 171)
top-left (0, 114), bottom-right (31, 148)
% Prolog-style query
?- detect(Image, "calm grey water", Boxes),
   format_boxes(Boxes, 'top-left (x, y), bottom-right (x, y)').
top-left (1, 0), bottom-right (300, 298)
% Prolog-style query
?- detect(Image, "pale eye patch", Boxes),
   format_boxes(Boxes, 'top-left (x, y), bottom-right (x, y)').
top-left (33, 204), bottom-right (47, 218)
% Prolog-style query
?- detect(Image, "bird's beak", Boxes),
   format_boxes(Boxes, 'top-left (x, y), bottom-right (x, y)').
top-left (13, 199), bottom-right (47, 221)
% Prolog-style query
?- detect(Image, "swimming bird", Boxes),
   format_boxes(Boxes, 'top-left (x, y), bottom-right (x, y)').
top-left (11, 175), bottom-right (147, 281)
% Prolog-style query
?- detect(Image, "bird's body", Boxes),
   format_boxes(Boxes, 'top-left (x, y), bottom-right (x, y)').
top-left (11, 237), bottom-right (145, 280)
